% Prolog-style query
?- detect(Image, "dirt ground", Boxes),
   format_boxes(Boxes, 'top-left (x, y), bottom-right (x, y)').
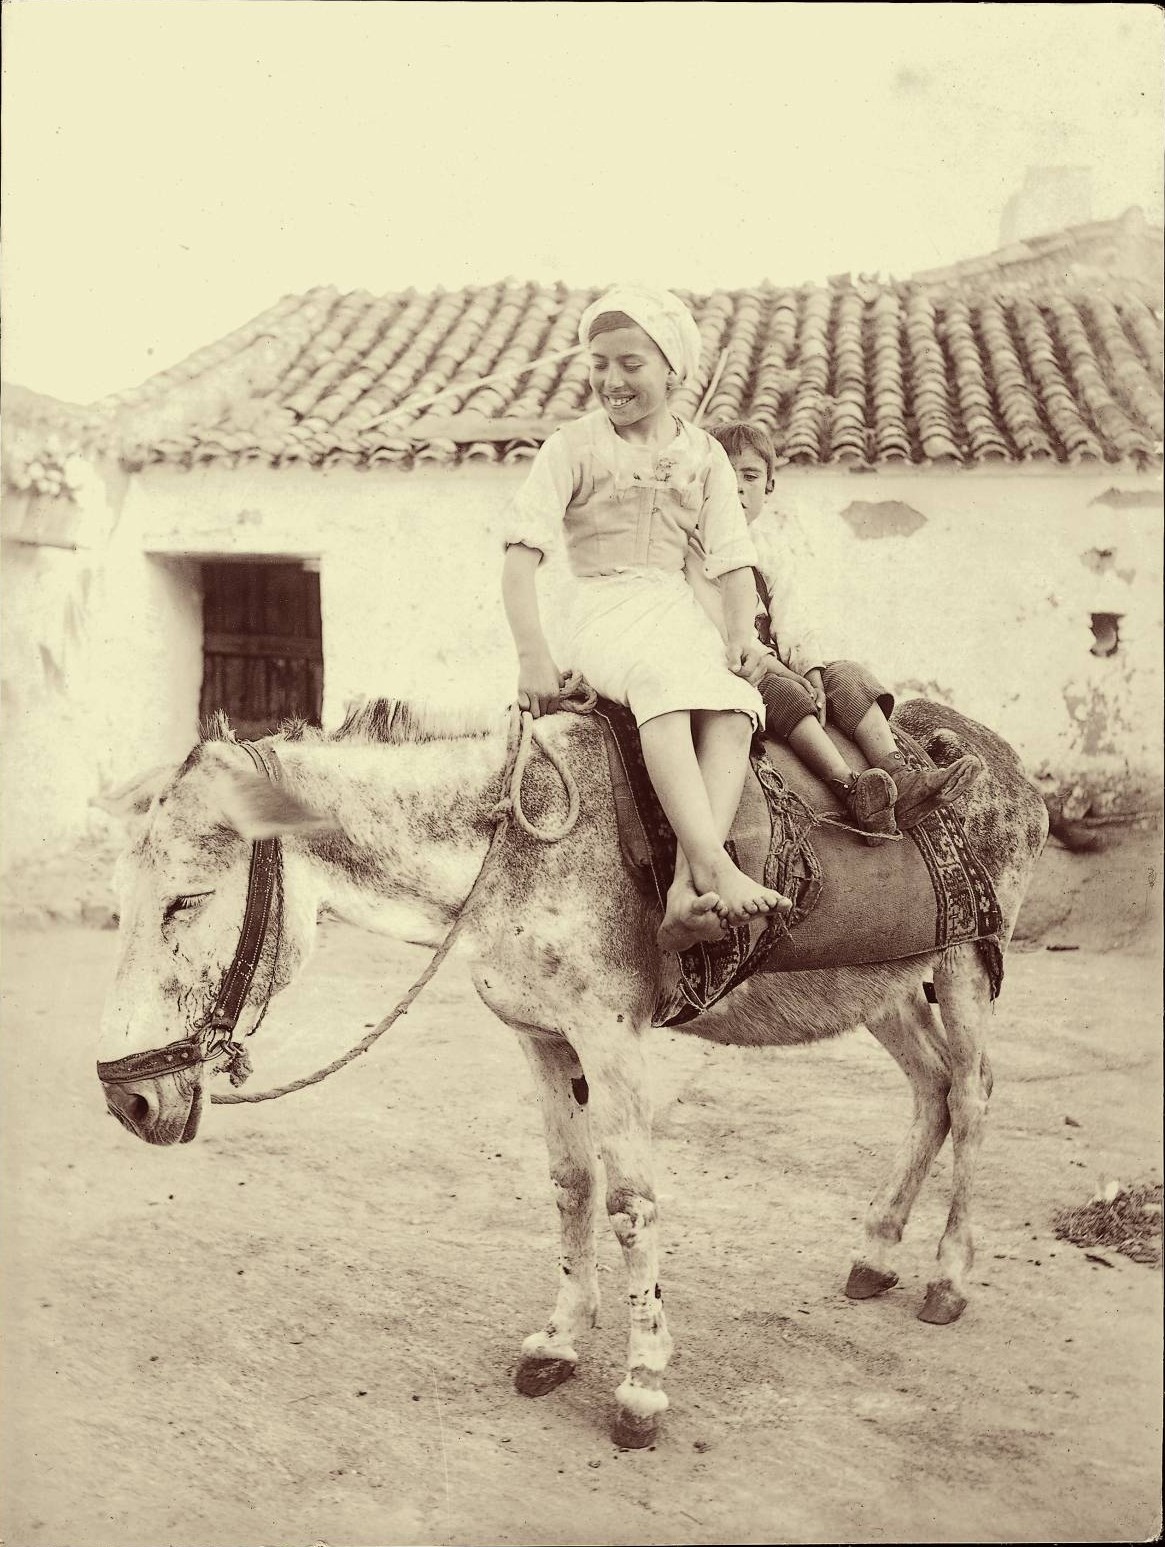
top-left (1, 837), bottom-right (1162, 1547)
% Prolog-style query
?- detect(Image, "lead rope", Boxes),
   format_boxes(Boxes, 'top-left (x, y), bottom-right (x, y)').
top-left (210, 679), bottom-right (596, 1105)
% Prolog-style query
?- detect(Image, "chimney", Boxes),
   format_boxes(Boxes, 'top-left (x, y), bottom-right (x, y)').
top-left (999, 167), bottom-right (1094, 245)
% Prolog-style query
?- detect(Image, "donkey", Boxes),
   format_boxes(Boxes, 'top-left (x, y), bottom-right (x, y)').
top-left (96, 696), bottom-right (1048, 1448)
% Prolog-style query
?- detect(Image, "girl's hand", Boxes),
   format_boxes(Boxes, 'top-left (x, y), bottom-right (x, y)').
top-left (517, 649), bottom-right (566, 719)
top-left (726, 637), bottom-right (773, 687)
top-left (806, 668), bottom-right (827, 725)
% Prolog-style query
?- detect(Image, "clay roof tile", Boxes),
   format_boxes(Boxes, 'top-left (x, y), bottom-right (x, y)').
top-left (19, 276), bottom-right (1154, 479)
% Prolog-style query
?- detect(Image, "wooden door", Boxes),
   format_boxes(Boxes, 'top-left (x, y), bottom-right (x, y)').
top-left (200, 561), bottom-right (323, 739)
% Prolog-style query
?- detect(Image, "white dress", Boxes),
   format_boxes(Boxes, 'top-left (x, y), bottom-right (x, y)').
top-left (504, 411), bottom-right (765, 728)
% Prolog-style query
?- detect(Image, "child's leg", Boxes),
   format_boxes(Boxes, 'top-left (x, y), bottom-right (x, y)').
top-left (760, 673), bottom-right (853, 781)
top-left (788, 716), bottom-right (856, 784)
top-left (760, 670), bottom-right (896, 837)
top-left (823, 662), bottom-right (982, 829)
top-left (847, 704), bottom-right (900, 765)
top-left (639, 710), bottom-right (788, 948)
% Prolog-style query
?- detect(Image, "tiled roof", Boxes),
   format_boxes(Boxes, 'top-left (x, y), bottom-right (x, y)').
top-left (911, 207), bottom-right (1163, 296)
top-left (1, 384), bottom-right (95, 498)
top-left (7, 278), bottom-right (1164, 488)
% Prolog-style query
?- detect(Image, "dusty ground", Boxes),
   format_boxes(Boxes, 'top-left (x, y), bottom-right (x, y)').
top-left (1, 840), bottom-right (1162, 1547)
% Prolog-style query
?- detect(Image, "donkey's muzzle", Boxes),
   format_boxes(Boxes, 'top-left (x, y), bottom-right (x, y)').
top-left (101, 1074), bottom-right (202, 1145)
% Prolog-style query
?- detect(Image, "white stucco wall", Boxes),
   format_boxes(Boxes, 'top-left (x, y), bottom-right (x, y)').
top-left (761, 469), bottom-right (1163, 782)
top-left (2, 466), bottom-right (202, 865)
top-left (3, 455), bottom-right (1161, 870)
top-left (134, 460), bottom-right (1162, 773)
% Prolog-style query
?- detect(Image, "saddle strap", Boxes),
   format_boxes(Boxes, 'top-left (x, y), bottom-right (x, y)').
top-left (595, 708), bottom-right (663, 905)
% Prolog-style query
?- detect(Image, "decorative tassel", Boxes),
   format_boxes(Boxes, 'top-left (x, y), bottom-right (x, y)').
top-left (214, 1040), bottom-right (253, 1087)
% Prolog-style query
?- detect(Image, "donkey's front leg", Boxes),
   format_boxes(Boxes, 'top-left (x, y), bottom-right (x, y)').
top-left (512, 1028), bottom-right (601, 1396)
top-left (582, 1022), bottom-right (673, 1449)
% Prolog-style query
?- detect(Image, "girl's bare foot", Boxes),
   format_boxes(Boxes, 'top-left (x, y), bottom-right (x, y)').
top-left (703, 855), bottom-right (791, 926)
top-left (657, 885), bottom-right (725, 952)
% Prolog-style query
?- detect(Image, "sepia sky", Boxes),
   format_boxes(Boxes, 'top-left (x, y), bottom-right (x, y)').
top-left (2, 0), bottom-right (1161, 403)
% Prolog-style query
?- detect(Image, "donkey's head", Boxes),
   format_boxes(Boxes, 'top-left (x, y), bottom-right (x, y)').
top-left (95, 724), bottom-right (332, 1146)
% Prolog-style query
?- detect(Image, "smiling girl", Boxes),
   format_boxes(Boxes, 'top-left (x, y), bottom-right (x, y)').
top-left (501, 286), bottom-right (789, 951)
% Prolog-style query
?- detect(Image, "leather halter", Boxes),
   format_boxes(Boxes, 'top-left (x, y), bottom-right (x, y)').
top-left (96, 741), bottom-right (282, 1085)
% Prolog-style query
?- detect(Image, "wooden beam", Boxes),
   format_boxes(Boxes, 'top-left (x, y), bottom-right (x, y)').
top-left (204, 632), bottom-right (323, 660)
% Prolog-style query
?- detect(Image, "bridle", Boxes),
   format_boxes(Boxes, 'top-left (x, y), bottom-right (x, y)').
top-left (96, 740), bottom-right (282, 1087)
top-left (96, 683), bottom-right (598, 1105)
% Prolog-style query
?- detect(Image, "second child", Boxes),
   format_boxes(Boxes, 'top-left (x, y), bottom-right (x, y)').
top-left (703, 421), bottom-right (982, 836)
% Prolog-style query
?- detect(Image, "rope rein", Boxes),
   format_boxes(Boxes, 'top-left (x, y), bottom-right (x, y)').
top-left (491, 673), bottom-right (597, 841)
top-left (210, 682), bottom-right (596, 1105)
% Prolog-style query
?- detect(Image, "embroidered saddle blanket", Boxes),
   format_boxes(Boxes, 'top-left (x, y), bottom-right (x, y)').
top-left (593, 699), bottom-right (1004, 1029)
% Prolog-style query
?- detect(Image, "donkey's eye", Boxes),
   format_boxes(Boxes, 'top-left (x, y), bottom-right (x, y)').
top-left (163, 893), bottom-right (213, 923)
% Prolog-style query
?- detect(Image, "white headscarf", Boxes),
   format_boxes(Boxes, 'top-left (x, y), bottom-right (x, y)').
top-left (578, 285), bottom-right (703, 384)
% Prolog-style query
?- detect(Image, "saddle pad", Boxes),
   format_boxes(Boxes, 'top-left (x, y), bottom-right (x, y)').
top-left (592, 700), bottom-right (1003, 1027)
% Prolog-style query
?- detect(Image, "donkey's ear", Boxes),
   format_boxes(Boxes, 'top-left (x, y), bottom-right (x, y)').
top-left (219, 769), bottom-right (337, 841)
top-left (91, 764), bottom-right (176, 818)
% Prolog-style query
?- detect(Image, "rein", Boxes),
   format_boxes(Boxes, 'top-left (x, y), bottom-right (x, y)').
top-left (97, 689), bottom-right (595, 1105)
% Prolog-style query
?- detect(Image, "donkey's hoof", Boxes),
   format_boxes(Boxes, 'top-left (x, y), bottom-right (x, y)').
top-left (918, 1279), bottom-right (968, 1324)
top-left (514, 1356), bottom-right (577, 1397)
top-left (611, 1408), bottom-right (658, 1450)
top-left (845, 1262), bottom-right (899, 1300)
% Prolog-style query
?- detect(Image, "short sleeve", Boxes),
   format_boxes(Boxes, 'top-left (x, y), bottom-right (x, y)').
top-left (501, 431), bottom-right (576, 561)
top-left (698, 440), bottom-right (759, 580)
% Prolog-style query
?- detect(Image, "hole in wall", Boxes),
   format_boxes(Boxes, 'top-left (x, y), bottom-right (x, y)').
top-left (1089, 613), bottom-right (1122, 658)
top-left (1081, 547), bottom-right (1115, 575)
top-left (839, 500), bottom-right (927, 540)
top-left (1089, 487), bottom-right (1163, 510)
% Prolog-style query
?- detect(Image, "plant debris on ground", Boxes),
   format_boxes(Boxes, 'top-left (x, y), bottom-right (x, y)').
top-left (1053, 1182), bottom-right (1163, 1268)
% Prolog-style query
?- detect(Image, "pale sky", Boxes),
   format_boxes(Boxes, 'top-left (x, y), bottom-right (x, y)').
top-left (2, 0), bottom-right (1161, 403)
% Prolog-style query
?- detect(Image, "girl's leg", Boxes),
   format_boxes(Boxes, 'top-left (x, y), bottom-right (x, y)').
top-left (640, 710), bottom-right (787, 948)
top-left (690, 707), bottom-right (763, 836)
top-left (663, 846), bottom-right (722, 947)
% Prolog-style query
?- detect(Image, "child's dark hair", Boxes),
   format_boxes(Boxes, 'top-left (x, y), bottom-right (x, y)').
top-left (710, 421), bottom-right (777, 484)
top-left (586, 309), bottom-right (638, 340)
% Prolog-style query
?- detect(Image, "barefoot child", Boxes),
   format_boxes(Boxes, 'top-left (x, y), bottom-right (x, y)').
top-left (706, 421), bottom-right (981, 835)
top-left (501, 286), bottom-right (789, 950)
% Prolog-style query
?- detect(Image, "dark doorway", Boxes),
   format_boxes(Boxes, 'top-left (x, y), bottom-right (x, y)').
top-left (199, 560), bottom-right (323, 739)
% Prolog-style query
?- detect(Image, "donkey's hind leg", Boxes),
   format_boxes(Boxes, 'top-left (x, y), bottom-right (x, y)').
top-left (921, 943), bottom-right (994, 1324)
top-left (512, 1028), bottom-right (601, 1397)
top-left (847, 982), bottom-right (953, 1302)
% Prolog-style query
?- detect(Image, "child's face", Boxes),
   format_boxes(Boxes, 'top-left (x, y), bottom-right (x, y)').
top-left (588, 324), bottom-right (672, 430)
top-left (727, 446), bottom-right (771, 524)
